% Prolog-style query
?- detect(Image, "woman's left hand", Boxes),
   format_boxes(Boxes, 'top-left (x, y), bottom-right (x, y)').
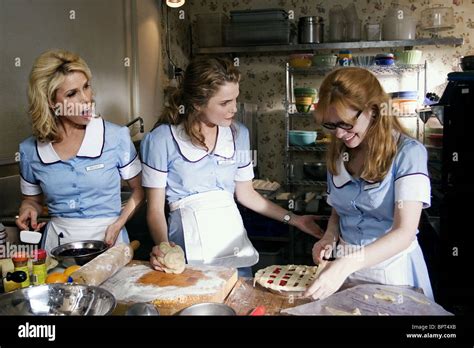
top-left (303, 259), bottom-right (351, 300)
top-left (292, 215), bottom-right (324, 238)
top-left (104, 221), bottom-right (123, 246)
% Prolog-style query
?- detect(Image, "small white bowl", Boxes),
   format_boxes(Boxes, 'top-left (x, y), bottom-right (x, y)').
top-left (20, 230), bottom-right (42, 244)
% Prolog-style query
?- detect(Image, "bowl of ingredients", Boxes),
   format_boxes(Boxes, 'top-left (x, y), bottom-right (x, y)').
top-left (50, 240), bottom-right (108, 267)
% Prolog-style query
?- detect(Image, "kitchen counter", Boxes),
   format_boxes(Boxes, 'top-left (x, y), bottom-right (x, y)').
top-left (225, 277), bottom-right (312, 315)
top-left (107, 261), bottom-right (430, 316)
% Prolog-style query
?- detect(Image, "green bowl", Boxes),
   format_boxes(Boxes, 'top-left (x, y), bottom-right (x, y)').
top-left (294, 87), bottom-right (317, 97)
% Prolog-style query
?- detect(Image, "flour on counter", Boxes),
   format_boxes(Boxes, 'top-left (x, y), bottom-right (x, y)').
top-left (100, 264), bottom-right (226, 303)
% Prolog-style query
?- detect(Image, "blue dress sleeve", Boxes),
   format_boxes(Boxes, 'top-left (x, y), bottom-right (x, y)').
top-left (140, 125), bottom-right (169, 188)
top-left (234, 123), bottom-right (254, 182)
top-left (117, 126), bottom-right (142, 180)
top-left (394, 139), bottom-right (431, 208)
top-left (19, 140), bottom-right (42, 196)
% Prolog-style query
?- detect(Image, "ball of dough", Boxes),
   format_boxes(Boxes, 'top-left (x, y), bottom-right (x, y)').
top-left (157, 242), bottom-right (185, 274)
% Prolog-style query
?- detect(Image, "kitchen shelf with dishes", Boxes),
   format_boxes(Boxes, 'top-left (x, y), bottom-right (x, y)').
top-left (289, 63), bottom-right (426, 76)
top-left (195, 37), bottom-right (463, 55)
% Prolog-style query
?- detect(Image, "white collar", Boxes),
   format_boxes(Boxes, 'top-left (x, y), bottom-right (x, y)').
top-left (37, 117), bottom-right (105, 164)
top-left (332, 155), bottom-right (353, 188)
top-left (170, 124), bottom-right (235, 162)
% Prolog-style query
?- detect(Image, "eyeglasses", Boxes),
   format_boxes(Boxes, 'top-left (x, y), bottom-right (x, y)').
top-left (322, 110), bottom-right (363, 130)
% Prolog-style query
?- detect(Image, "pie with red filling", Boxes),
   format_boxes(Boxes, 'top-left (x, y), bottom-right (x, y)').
top-left (253, 265), bottom-right (319, 293)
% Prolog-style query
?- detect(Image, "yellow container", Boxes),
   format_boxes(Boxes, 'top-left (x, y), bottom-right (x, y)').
top-left (289, 54), bottom-right (313, 68)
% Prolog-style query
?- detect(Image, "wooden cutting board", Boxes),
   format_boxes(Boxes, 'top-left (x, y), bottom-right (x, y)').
top-left (100, 260), bottom-right (238, 315)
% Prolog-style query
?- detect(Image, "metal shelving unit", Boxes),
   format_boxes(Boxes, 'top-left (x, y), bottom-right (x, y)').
top-left (288, 144), bottom-right (327, 152)
top-left (284, 59), bottom-right (427, 204)
top-left (195, 37), bottom-right (463, 55)
top-left (290, 63), bottom-right (425, 76)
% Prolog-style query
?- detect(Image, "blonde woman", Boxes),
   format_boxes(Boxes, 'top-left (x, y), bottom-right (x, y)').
top-left (305, 67), bottom-right (433, 300)
top-left (16, 49), bottom-right (144, 252)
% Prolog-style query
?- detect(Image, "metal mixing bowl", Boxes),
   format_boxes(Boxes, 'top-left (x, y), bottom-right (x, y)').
top-left (0, 284), bottom-right (116, 315)
top-left (178, 303), bottom-right (236, 316)
top-left (50, 240), bottom-right (108, 267)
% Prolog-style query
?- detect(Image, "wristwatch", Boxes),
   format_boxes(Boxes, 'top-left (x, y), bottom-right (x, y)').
top-left (283, 212), bottom-right (292, 224)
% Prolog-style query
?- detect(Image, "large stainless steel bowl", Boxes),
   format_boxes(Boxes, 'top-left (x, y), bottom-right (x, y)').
top-left (0, 284), bottom-right (116, 316)
top-left (50, 240), bottom-right (108, 267)
top-left (178, 303), bottom-right (236, 316)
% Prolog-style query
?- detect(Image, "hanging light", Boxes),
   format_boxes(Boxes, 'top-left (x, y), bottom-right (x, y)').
top-left (166, 0), bottom-right (185, 8)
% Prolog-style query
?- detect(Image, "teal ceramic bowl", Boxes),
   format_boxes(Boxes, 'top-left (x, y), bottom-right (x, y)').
top-left (289, 130), bottom-right (317, 146)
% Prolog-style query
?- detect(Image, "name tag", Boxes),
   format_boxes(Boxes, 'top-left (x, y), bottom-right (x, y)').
top-left (86, 164), bottom-right (105, 171)
top-left (217, 159), bottom-right (236, 166)
top-left (364, 182), bottom-right (380, 191)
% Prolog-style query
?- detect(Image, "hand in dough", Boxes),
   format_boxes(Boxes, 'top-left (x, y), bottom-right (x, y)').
top-left (156, 242), bottom-right (185, 274)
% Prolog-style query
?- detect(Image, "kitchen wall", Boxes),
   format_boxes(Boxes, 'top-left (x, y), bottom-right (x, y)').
top-left (167, 0), bottom-right (474, 184)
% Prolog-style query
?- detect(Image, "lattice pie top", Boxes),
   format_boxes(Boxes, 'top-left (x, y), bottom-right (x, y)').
top-left (253, 265), bottom-right (319, 293)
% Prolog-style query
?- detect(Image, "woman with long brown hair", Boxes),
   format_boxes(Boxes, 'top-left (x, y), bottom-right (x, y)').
top-left (305, 67), bottom-right (433, 300)
top-left (142, 56), bottom-right (323, 276)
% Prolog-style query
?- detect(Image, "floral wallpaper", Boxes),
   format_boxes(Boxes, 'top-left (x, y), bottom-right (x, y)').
top-left (164, 0), bottom-right (474, 187)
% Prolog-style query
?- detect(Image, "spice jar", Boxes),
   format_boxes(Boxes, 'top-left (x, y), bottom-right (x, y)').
top-left (31, 249), bottom-right (47, 285)
top-left (12, 253), bottom-right (30, 288)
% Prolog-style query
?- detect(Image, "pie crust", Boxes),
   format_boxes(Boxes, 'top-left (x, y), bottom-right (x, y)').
top-left (253, 265), bottom-right (319, 295)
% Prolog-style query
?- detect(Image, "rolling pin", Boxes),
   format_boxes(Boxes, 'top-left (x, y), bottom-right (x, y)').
top-left (72, 240), bottom-right (140, 286)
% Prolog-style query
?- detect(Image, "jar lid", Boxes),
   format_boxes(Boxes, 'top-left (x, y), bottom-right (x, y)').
top-left (299, 16), bottom-right (323, 23)
top-left (31, 249), bottom-right (47, 260)
top-left (339, 50), bottom-right (352, 54)
top-left (12, 253), bottom-right (29, 262)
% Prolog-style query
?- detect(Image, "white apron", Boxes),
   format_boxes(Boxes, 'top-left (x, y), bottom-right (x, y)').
top-left (340, 235), bottom-right (417, 286)
top-left (43, 216), bottom-right (129, 253)
top-left (169, 190), bottom-right (259, 268)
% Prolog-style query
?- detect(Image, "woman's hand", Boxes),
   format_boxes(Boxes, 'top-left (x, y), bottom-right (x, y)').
top-left (312, 237), bottom-right (336, 264)
top-left (149, 241), bottom-right (176, 272)
top-left (291, 214), bottom-right (324, 238)
top-left (303, 258), bottom-right (352, 300)
top-left (16, 207), bottom-right (46, 231)
top-left (104, 221), bottom-right (123, 246)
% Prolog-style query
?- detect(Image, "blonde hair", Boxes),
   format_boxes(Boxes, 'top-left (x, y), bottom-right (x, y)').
top-left (316, 67), bottom-right (410, 182)
top-left (28, 49), bottom-right (92, 143)
top-left (155, 56), bottom-right (240, 151)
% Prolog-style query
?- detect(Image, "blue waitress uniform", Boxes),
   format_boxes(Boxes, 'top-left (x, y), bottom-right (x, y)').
top-left (140, 122), bottom-right (259, 269)
top-left (326, 133), bottom-right (434, 299)
top-left (19, 117), bottom-right (142, 252)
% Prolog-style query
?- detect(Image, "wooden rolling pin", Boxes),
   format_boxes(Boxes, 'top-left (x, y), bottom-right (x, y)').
top-left (72, 240), bottom-right (140, 286)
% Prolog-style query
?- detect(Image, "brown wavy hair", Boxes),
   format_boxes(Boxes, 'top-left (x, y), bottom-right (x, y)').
top-left (156, 56), bottom-right (240, 151)
top-left (28, 49), bottom-right (92, 143)
top-left (315, 67), bottom-right (410, 182)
